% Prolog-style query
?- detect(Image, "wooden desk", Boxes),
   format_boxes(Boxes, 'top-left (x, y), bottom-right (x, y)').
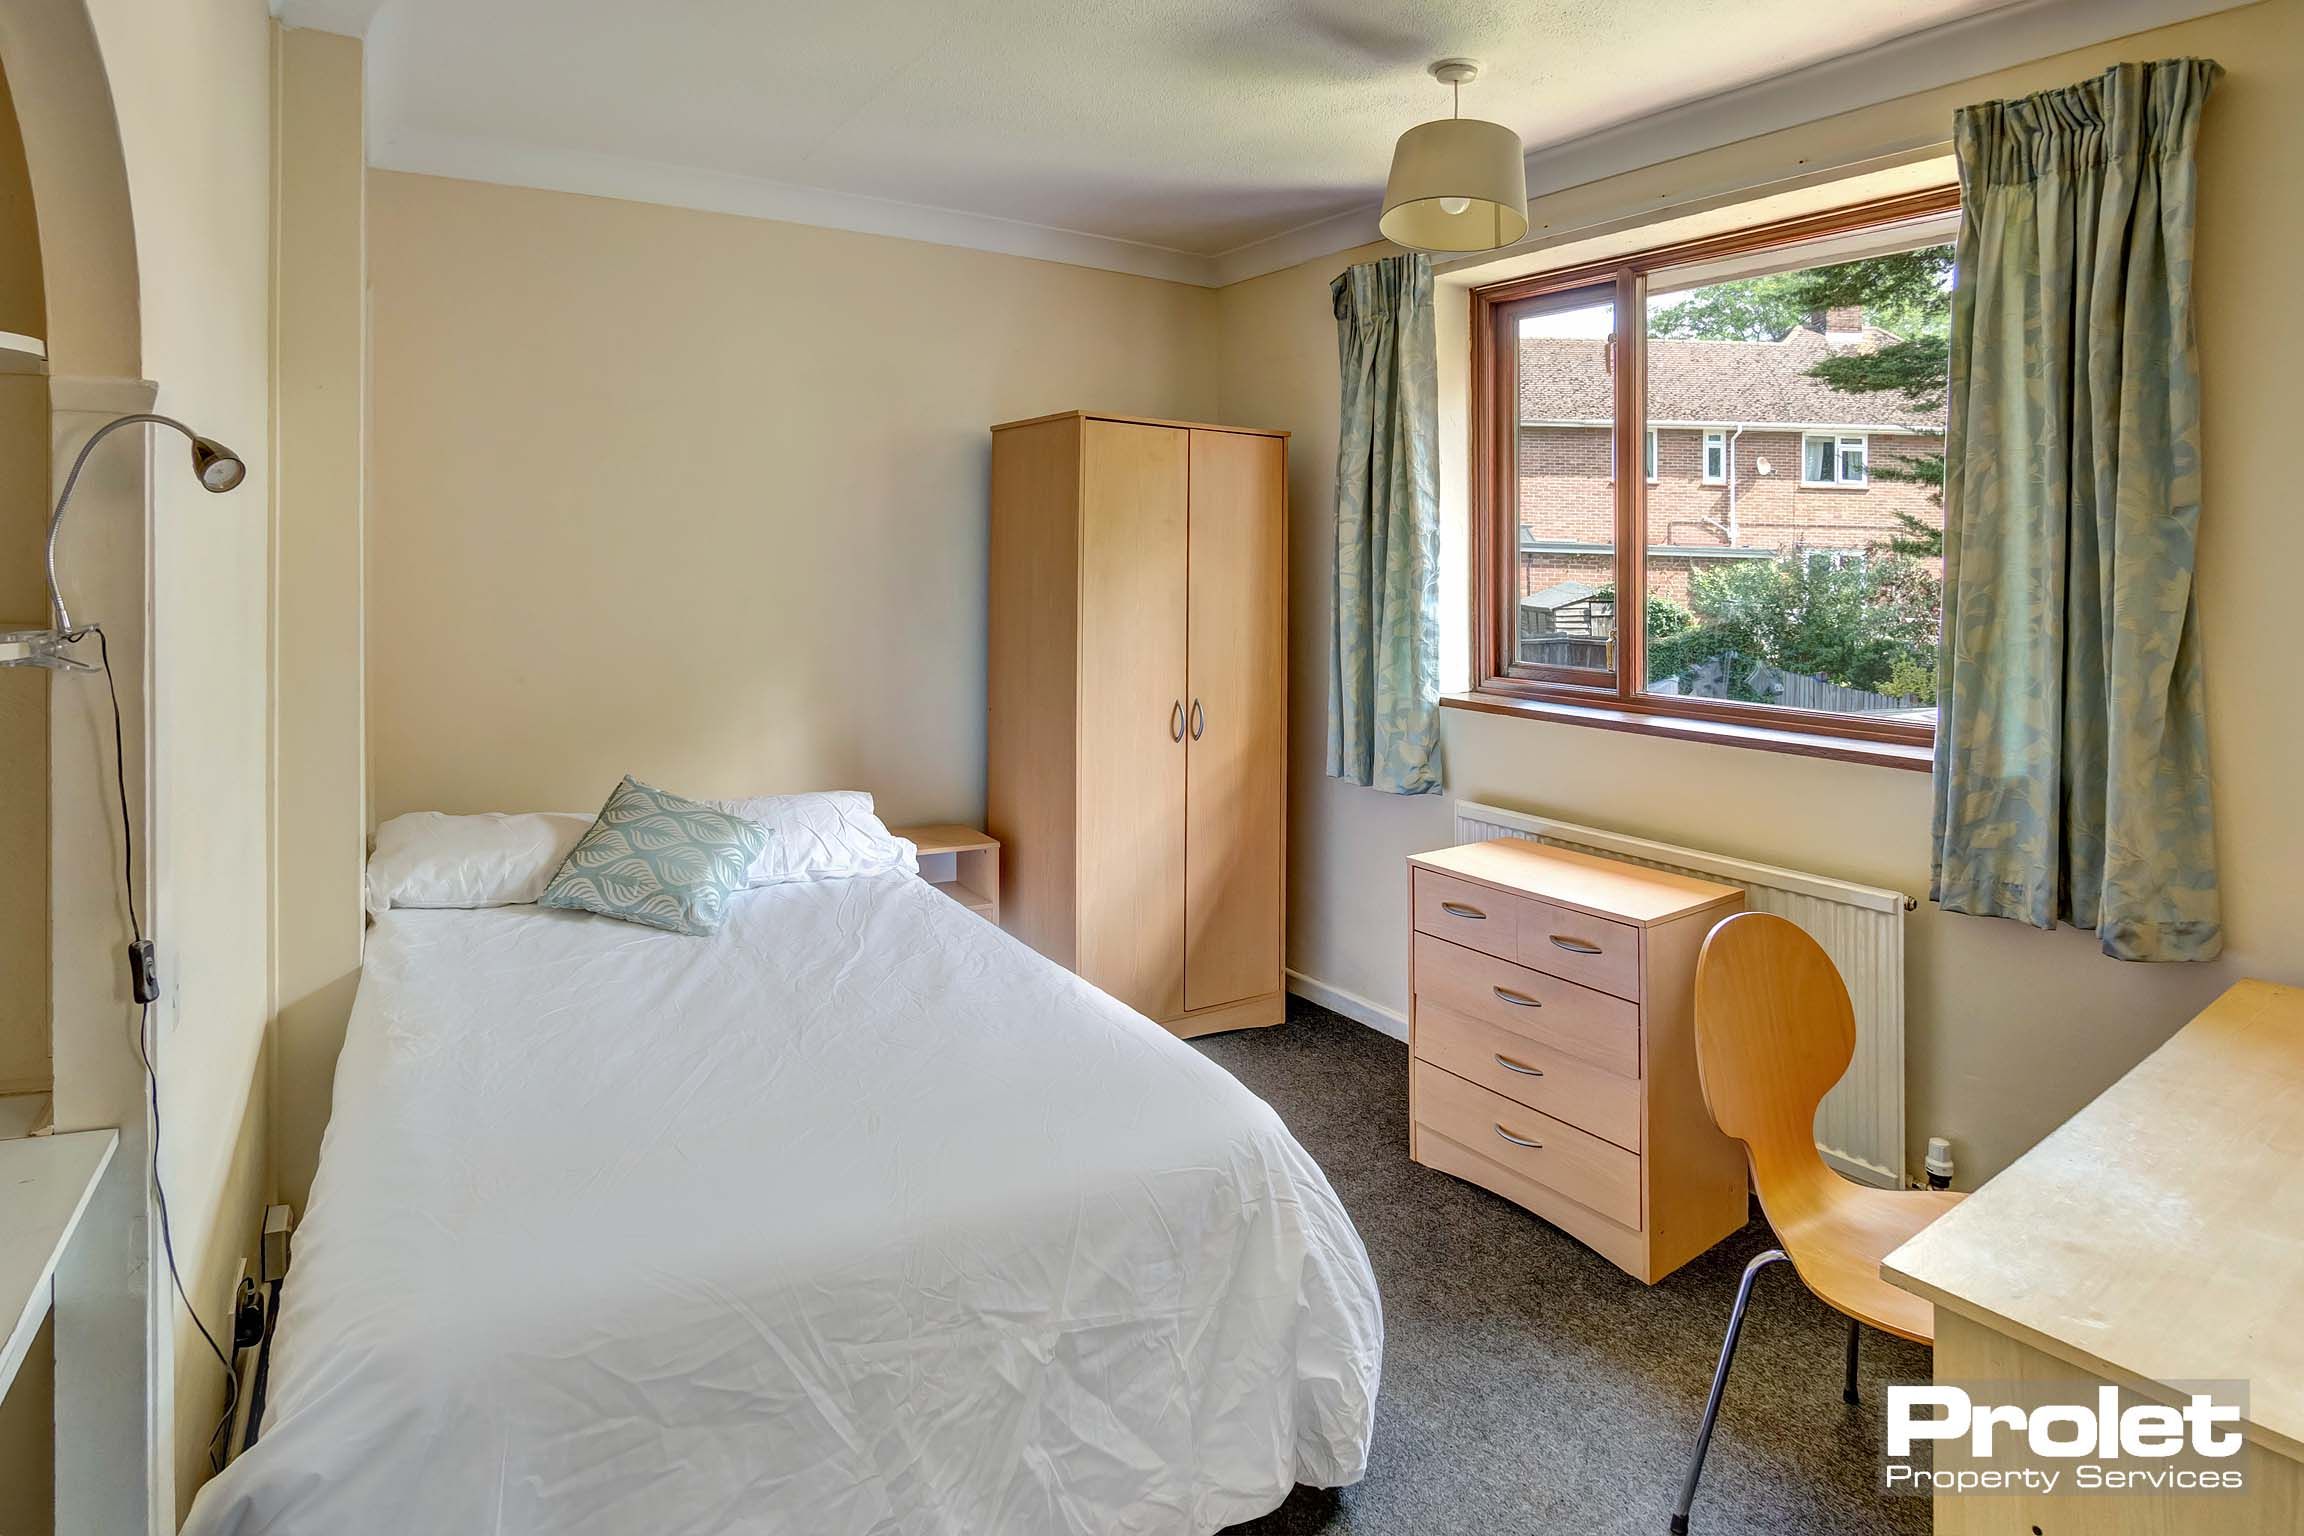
top-left (2, 1129), bottom-right (117, 1396)
top-left (1883, 980), bottom-right (2304, 1533)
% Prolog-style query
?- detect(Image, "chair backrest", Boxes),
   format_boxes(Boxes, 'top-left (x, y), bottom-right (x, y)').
top-left (1691, 911), bottom-right (1854, 1201)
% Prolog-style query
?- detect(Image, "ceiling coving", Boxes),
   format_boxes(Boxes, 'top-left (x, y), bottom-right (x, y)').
top-left (280, 0), bottom-right (2243, 284)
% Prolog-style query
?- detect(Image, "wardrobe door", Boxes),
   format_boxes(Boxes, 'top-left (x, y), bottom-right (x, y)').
top-left (1076, 419), bottom-right (1190, 1020)
top-left (1183, 429), bottom-right (1286, 1012)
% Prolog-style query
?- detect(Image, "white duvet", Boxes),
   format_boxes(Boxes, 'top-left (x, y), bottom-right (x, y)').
top-left (183, 871), bottom-right (1381, 1536)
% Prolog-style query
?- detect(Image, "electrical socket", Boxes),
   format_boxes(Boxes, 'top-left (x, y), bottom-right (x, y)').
top-left (232, 1273), bottom-right (265, 1351)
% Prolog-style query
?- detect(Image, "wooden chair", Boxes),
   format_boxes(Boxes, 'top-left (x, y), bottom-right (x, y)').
top-left (1669, 911), bottom-right (1963, 1534)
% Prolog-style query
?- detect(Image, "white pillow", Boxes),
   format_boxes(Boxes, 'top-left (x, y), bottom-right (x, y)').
top-left (365, 811), bottom-right (595, 917)
top-left (706, 790), bottom-right (918, 886)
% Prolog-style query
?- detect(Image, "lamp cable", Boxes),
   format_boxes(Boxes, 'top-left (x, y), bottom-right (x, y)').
top-left (77, 623), bottom-right (242, 1473)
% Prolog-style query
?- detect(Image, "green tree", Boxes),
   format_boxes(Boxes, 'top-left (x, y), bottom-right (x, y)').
top-left (1643, 271), bottom-right (1818, 342)
top-left (1647, 248), bottom-right (1952, 348)
top-left (1646, 554), bottom-right (1940, 703)
top-left (1593, 585), bottom-right (1692, 647)
top-left (1866, 449), bottom-right (1948, 559)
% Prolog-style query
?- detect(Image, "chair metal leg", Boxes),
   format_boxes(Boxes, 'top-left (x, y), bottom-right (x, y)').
top-left (1669, 1248), bottom-right (1788, 1535)
top-left (1843, 1316), bottom-right (1861, 1405)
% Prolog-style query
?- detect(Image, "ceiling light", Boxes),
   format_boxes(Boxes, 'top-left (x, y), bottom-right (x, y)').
top-left (1380, 59), bottom-right (1529, 255)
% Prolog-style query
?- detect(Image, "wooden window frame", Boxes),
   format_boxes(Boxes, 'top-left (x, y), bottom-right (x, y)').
top-left (1600, 427), bottom-right (1658, 485)
top-left (1463, 185), bottom-right (1960, 767)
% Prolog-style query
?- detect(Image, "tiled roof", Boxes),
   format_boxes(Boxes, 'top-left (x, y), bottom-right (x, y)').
top-left (1518, 324), bottom-right (1940, 433)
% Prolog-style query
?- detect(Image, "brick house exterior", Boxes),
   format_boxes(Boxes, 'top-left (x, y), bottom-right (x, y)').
top-left (1515, 309), bottom-right (1944, 630)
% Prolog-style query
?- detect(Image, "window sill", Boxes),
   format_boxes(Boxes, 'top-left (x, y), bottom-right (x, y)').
top-left (1441, 691), bottom-right (1934, 772)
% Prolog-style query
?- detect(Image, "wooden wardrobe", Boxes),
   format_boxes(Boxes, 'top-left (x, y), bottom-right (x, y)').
top-left (987, 411), bottom-right (1288, 1037)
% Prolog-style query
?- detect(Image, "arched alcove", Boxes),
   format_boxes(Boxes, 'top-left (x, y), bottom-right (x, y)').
top-left (0, 0), bottom-right (140, 377)
top-left (0, 6), bottom-right (154, 1535)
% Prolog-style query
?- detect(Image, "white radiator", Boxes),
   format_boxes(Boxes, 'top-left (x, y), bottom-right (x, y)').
top-left (1452, 800), bottom-right (1911, 1188)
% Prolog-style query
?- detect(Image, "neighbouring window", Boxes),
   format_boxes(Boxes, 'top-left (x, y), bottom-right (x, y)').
top-left (1473, 188), bottom-right (1956, 752)
top-left (1604, 426), bottom-right (1661, 484)
top-left (1803, 432), bottom-right (1869, 486)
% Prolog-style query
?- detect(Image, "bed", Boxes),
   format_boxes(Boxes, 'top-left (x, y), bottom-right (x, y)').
top-left (183, 865), bottom-right (1382, 1535)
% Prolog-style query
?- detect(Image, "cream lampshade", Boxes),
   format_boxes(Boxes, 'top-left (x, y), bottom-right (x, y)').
top-left (1379, 59), bottom-right (1529, 255)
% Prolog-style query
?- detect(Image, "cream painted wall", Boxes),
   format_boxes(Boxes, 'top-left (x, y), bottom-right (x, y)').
top-left (364, 169), bottom-right (1221, 824)
top-left (0, 1317), bottom-right (53, 1536)
top-left (269, 22), bottom-right (367, 1278)
top-left (73, 0), bottom-right (277, 1518)
top-left (341, 171), bottom-right (1224, 1203)
top-left (1216, 0), bottom-right (2304, 1185)
top-left (0, 55), bottom-right (50, 1100)
top-left (0, 50), bottom-right (56, 1536)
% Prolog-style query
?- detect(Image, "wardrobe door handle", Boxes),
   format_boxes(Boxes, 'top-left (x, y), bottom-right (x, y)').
top-left (1170, 701), bottom-right (1185, 742)
top-left (1491, 986), bottom-right (1542, 1009)
top-left (1549, 935), bottom-right (1604, 956)
top-left (1494, 1053), bottom-right (1545, 1078)
top-left (1190, 699), bottom-right (1204, 740)
top-left (1439, 901), bottom-right (1486, 920)
top-left (1494, 1124), bottom-right (1543, 1151)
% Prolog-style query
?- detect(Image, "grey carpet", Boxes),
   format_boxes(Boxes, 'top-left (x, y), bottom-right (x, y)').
top-left (1197, 998), bottom-right (1931, 1536)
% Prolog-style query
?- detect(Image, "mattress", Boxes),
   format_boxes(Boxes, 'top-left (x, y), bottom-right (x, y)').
top-left (182, 870), bottom-right (1381, 1535)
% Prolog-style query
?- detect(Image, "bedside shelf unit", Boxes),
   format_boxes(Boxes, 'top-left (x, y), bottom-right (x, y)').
top-left (1407, 838), bottom-right (1749, 1285)
top-left (896, 825), bottom-right (1000, 924)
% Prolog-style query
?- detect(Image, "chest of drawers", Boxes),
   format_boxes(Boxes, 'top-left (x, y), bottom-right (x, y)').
top-left (1407, 838), bottom-right (1750, 1284)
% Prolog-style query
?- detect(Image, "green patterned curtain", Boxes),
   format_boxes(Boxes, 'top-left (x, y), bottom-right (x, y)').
top-left (1931, 59), bottom-right (2222, 961)
top-left (1328, 253), bottom-right (1443, 795)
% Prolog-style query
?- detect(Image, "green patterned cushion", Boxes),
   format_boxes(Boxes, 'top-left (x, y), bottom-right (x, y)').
top-left (540, 777), bottom-right (768, 935)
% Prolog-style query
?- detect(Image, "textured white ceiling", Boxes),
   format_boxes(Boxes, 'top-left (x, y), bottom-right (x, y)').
top-left (283, 0), bottom-right (2241, 283)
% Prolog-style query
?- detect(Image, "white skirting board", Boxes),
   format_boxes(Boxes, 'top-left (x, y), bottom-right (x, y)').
top-left (1285, 971), bottom-right (1407, 1043)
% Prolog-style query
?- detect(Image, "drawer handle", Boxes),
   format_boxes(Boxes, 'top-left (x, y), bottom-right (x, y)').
top-left (1439, 901), bottom-right (1486, 920)
top-left (1491, 986), bottom-right (1542, 1009)
top-left (1494, 1124), bottom-right (1544, 1151)
top-left (1549, 935), bottom-right (1604, 956)
top-left (1494, 1053), bottom-right (1546, 1078)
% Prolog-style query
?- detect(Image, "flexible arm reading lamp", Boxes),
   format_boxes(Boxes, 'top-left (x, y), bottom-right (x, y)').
top-left (4, 415), bottom-right (250, 1455)
top-left (0, 412), bottom-right (246, 670)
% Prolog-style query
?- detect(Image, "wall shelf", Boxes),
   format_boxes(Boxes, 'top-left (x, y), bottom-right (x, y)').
top-left (0, 330), bottom-right (47, 375)
top-left (1, 1128), bottom-right (116, 1397)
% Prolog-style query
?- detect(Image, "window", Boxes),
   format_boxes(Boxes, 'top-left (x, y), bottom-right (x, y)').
top-left (1604, 426), bottom-right (1660, 484)
top-left (1470, 187), bottom-right (1957, 759)
top-left (1803, 432), bottom-right (1868, 486)
top-left (1512, 285), bottom-right (1620, 677)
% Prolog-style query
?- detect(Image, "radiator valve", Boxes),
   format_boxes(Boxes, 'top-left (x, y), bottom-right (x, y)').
top-left (1924, 1136), bottom-right (1955, 1191)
